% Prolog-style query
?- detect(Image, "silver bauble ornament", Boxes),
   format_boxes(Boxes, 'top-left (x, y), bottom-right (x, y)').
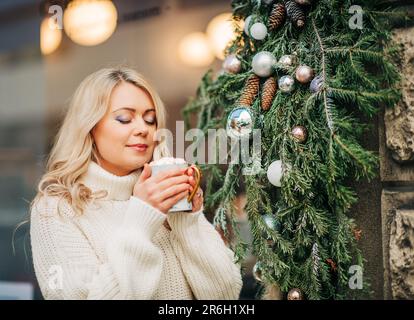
top-left (252, 51), bottom-right (276, 77)
top-left (287, 288), bottom-right (304, 300)
top-left (223, 54), bottom-right (242, 74)
top-left (278, 54), bottom-right (297, 68)
top-left (249, 22), bottom-right (267, 40)
top-left (310, 75), bottom-right (324, 93)
top-left (226, 107), bottom-right (254, 139)
top-left (244, 15), bottom-right (253, 36)
top-left (253, 262), bottom-right (264, 282)
top-left (295, 65), bottom-right (315, 84)
top-left (278, 75), bottom-right (295, 93)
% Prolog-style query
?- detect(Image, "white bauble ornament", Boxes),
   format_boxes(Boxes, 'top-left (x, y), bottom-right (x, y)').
top-left (249, 22), bottom-right (267, 40)
top-left (252, 51), bottom-right (275, 77)
top-left (267, 160), bottom-right (284, 187)
top-left (244, 15), bottom-right (253, 36)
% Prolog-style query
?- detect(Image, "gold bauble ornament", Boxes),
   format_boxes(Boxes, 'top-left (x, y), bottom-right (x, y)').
top-left (353, 228), bottom-right (363, 241)
top-left (223, 54), bottom-right (242, 74)
top-left (295, 0), bottom-right (312, 5)
top-left (291, 125), bottom-right (308, 143)
top-left (295, 65), bottom-right (315, 84)
top-left (287, 288), bottom-right (304, 300)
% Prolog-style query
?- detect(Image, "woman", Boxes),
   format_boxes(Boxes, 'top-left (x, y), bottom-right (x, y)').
top-left (30, 67), bottom-right (242, 300)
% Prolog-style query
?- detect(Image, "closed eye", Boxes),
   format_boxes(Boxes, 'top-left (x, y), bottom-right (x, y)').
top-left (144, 118), bottom-right (156, 125)
top-left (115, 115), bottom-right (156, 125)
top-left (116, 117), bottom-right (131, 124)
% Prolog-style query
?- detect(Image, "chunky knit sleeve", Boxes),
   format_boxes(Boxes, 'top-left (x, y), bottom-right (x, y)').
top-left (30, 195), bottom-right (166, 300)
top-left (167, 209), bottom-right (243, 300)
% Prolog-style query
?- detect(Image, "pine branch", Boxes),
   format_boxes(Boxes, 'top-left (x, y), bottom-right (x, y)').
top-left (183, 0), bottom-right (403, 300)
top-left (312, 19), bottom-right (335, 135)
top-left (333, 134), bottom-right (378, 180)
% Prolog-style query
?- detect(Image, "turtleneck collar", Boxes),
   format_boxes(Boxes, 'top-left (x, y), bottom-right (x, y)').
top-left (80, 161), bottom-right (142, 201)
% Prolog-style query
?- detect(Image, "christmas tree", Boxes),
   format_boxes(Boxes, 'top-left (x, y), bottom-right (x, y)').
top-left (183, 0), bottom-right (405, 299)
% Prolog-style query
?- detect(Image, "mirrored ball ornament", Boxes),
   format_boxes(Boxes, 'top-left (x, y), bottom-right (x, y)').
top-left (262, 213), bottom-right (280, 246)
top-left (226, 107), bottom-right (254, 139)
top-left (252, 51), bottom-right (276, 77)
top-left (249, 22), bottom-right (268, 40)
top-left (278, 75), bottom-right (295, 93)
top-left (223, 54), bottom-right (242, 74)
top-left (253, 262), bottom-right (264, 282)
top-left (263, 214), bottom-right (280, 232)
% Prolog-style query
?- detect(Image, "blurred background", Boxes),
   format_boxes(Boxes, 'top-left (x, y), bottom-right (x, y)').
top-left (0, 0), bottom-right (258, 300)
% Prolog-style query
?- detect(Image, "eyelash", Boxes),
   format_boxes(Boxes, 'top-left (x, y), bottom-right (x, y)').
top-left (116, 118), bottom-right (156, 125)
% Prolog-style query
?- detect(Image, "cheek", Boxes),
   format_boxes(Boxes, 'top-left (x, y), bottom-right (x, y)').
top-left (147, 127), bottom-right (157, 148)
top-left (94, 121), bottom-right (130, 151)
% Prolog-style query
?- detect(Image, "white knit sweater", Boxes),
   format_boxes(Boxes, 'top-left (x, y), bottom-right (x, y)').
top-left (30, 161), bottom-right (242, 300)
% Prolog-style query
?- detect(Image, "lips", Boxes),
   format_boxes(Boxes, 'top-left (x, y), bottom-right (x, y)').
top-left (126, 144), bottom-right (148, 151)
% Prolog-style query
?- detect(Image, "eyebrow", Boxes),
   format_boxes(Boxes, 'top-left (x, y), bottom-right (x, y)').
top-left (112, 107), bottom-right (156, 113)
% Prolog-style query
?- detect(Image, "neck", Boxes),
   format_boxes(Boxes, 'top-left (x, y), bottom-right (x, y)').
top-left (80, 161), bottom-right (142, 201)
top-left (95, 156), bottom-right (133, 176)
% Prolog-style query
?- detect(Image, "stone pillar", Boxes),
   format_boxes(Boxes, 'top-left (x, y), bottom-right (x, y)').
top-left (381, 25), bottom-right (414, 300)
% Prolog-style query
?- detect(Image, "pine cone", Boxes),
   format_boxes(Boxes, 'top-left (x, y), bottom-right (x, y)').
top-left (268, 3), bottom-right (286, 31)
top-left (285, 0), bottom-right (306, 28)
top-left (261, 77), bottom-right (277, 111)
top-left (238, 74), bottom-right (260, 107)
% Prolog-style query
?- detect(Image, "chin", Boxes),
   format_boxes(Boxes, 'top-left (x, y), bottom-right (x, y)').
top-left (125, 158), bottom-right (145, 169)
top-left (126, 154), bottom-right (152, 168)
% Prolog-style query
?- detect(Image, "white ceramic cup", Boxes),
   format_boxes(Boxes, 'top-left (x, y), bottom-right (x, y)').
top-left (149, 158), bottom-right (202, 212)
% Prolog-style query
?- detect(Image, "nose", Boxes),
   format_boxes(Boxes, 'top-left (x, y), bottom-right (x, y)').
top-left (132, 118), bottom-right (149, 136)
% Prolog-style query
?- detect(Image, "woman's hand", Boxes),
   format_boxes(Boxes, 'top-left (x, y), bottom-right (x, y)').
top-left (133, 164), bottom-right (191, 214)
top-left (187, 167), bottom-right (203, 213)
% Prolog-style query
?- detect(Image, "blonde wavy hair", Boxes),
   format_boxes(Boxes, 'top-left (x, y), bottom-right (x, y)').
top-left (31, 67), bottom-right (171, 216)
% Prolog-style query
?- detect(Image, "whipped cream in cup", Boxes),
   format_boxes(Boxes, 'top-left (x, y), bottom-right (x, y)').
top-left (149, 157), bottom-right (201, 212)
